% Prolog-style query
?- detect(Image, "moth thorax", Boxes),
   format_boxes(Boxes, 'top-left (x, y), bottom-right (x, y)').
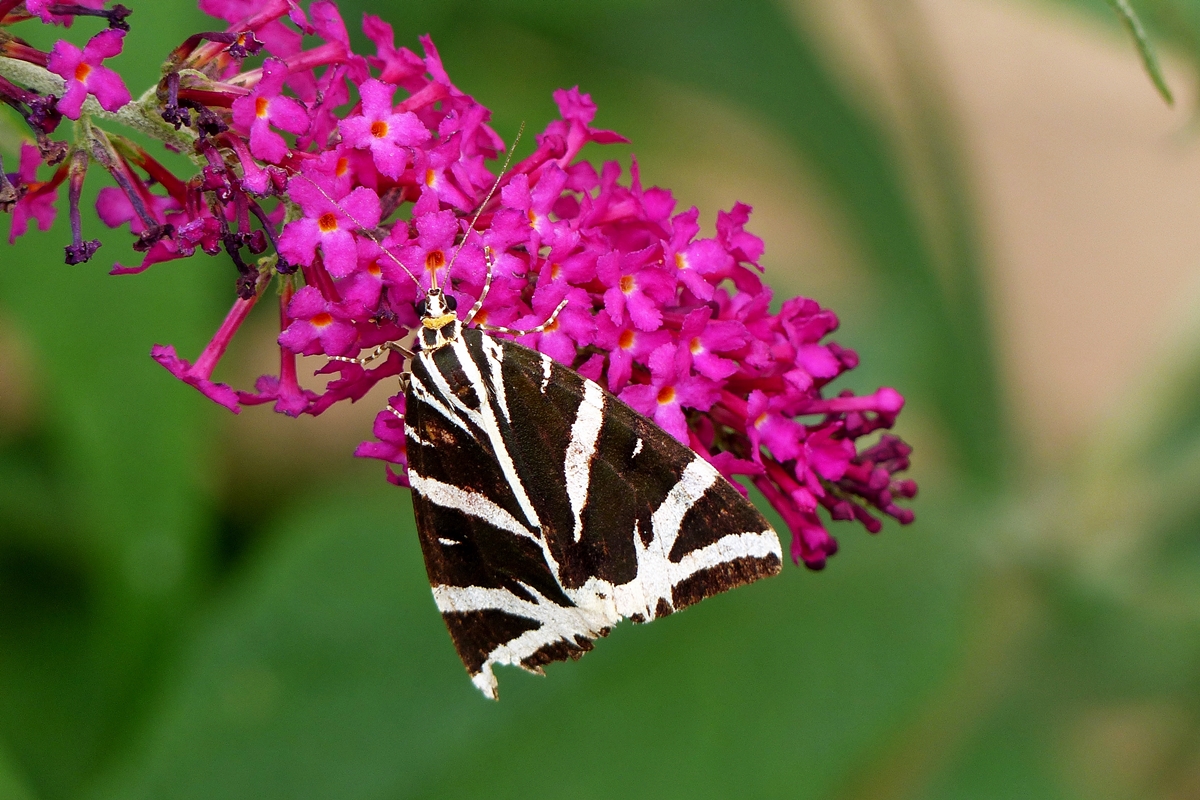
top-left (416, 288), bottom-right (460, 351)
top-left (419, 317), bottom-right (461, 351)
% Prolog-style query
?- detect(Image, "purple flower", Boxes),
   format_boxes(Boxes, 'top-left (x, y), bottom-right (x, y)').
top-left (47, 30), bottom-right (132, 119)
top-left (151, 296), bottom-right (260, 413)
top-left (7, 144), bottom-right (60, 244)
top-left (231, 59), bottom-right (308, 164)
top-left (678, 307), bottom-right (748, 381)
top-left (279, 172), bottom-right (380, 278)
top-left (598, 249), bottom-right (676, 332)
top-left (664, 208), bottom-right (733, 302)
top-left (25, 0), bottom-right (106, 25)
top-left (339, 79), bottom-right (430, 179)
top-left (278, 285), bottom-right (358, 357)
top-left (2, 2), bottom-right (916, 570)
top-left (620, 343), bottom-right (720, 443)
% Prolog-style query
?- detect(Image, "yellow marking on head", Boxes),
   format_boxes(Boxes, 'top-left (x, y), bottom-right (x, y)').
top-left (423, 314), bottom-right (458, 329)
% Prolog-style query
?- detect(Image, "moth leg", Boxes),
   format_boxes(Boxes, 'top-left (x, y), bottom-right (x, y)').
top-left (327, 340), bottom-right (414, 367)
top-left (478, 297), bottom-right (570, 337)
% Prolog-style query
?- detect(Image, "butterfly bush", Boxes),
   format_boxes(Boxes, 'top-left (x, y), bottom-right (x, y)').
top-left (0, 0), bottom-right (916, 569)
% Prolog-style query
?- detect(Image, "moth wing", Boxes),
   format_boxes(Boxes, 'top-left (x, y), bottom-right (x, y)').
top-left (406, 329), bottom-right (780, 698)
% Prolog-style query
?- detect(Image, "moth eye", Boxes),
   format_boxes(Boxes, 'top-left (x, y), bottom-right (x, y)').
top-left (445, 295), bottom-right (458, 311)
top-left (415, 299), bottom-right (427, 317)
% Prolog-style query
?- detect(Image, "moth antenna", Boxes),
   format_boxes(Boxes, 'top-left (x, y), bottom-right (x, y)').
top-left (440, 121), bottom-right (526, 292)
top-left (293, 173), bottom-right (422, 290)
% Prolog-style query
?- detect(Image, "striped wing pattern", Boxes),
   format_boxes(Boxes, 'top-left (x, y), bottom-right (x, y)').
top-left (405, 327), bottom-right (782, 698)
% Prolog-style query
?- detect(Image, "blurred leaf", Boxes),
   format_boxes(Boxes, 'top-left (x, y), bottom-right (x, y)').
top-left (0, 6), bottom-right (217, 796)
top-left (1106, 0), bottom-right (1175, 103)
top-left (90, 484), bottom-right (974, 800)
top-left (0, 747), bottom-right (36, 800)
top-left (1046, 0), bottom-right (1200, 105)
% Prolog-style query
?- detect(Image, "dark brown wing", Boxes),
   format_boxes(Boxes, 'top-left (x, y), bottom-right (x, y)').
top-left (405, 328), bottom-right (781, 698)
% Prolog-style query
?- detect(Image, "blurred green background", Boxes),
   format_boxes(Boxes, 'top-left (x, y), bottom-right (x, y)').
top-left (3, 0), bottom-right (1200, 797)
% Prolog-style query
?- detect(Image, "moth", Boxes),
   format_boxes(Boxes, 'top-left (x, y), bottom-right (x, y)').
top-left (325, 171), bottom-right (782, 699)
top-left (351, 253), bottom-right (776, 698)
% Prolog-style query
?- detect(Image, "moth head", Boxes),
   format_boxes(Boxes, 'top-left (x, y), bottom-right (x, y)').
top-left (419, 287), bottom-right (458, 327)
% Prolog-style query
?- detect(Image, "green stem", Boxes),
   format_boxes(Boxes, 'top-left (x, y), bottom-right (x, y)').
top-left (0, 55), bottom-right (198, 151)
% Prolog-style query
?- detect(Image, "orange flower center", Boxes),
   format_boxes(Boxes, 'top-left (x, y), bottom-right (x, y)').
top-left (619, 275), bottom-right (635, 294)
top-left (544, 319), bottom-right (559, 333)
top-left (311, 312), bottom-right (333, 327)
top-left (425, 250), bottom-right (445, 272)
top-left (618, 329), bottom-right (635, 350)
top-left (550, 263), bottom-right (562, 280)
top-left (754, 413), bottom-right (769, 429)
top-left (255, 96), bottom-right (269, 117)
top-left (424, 168), bottom-right (437, 187)
top-left (74, 62), bottom-right (91, 82)
top-left (657, 385), bottom-right (676, 405)
top-left (317, 212), bottom-right (339, 232)
top-left (370, 120), bottom-right (389, 138)
top-left (675, 252), bottom-right (687, 270)
top-left (690, 337), bottom-right (702, 354)
top-left (367, 261), bottom-right (382, 277)
top-left (335, 157), bottom-right (350, 178)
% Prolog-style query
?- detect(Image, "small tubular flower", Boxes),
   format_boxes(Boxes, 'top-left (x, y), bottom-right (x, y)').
top-left (46, 29), bottom-right (131, 119)
top-left (0, 0), bottom-right (916, 569)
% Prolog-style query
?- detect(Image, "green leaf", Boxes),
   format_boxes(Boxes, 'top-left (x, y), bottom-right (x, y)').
top-left (1106, 0), bottom-right (1175, 105)
top-left (0, 3), bottom-right (217, 784)
top-left (0, 744), bottom-right (36, 800)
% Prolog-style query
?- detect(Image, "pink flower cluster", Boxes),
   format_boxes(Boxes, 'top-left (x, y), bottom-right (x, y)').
top-left (0, 0), bottom-right (916, 568)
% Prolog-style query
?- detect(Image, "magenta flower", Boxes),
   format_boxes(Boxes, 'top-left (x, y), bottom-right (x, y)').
top-left (151, 297), bottom-right (259, 413)
top-left (238, 282), bottom-right (318, 416)
top-left (7, 143), bottom-right (61, 244)
top-left (515, 287), bottom-right (596, 365)
top-left (392, 209), bottom-right (464, 300)
top-left (95, 186), bottom-right (178, 234)
top-left (279, 174), bottom-right (381, 278)
top-left (355, 392), bottom-right (410, 487)
top-left (621, 343), bottom-right (720, 443)
top-left (678, 307), bottom-right (748, 381)
top-left (25, 0), bottom-right (106, 25)
top-left (1, 1), bottom-right (916, 569)
top-left (231, 59), bottom-right (308, 164)
top-left (278, 285), bottom-right (358, 357)
top-left (598, 249), bottom-right (676, 332)
top-left (665, 208), bottom-right (734, 302)
top-left (339, 79), bottom-right (430, 179)
top-left (593, 313), bottom-right (671, 393)
top-left (46, 29), bottom-right (132, 119)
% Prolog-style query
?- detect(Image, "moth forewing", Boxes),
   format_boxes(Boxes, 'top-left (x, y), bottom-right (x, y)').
top-left (404, 323), bottom-right (781, 698)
